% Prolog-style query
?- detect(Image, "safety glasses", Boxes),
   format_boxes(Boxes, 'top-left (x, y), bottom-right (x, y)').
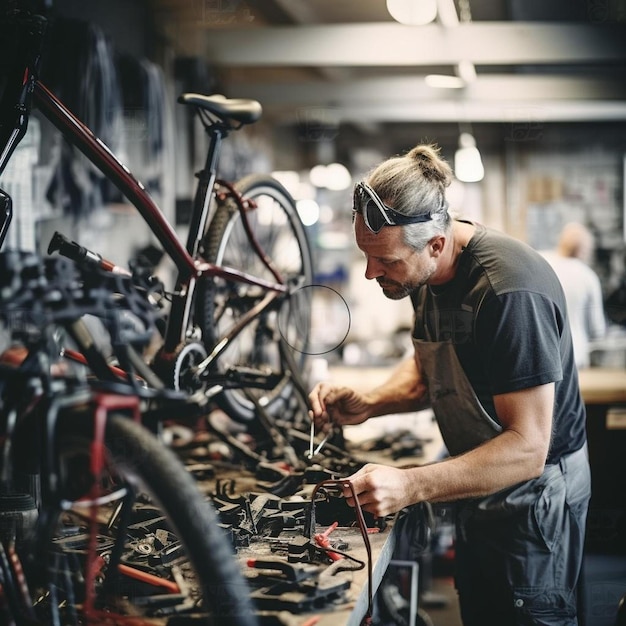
top-left (352, 181), bottom-right (433, 234)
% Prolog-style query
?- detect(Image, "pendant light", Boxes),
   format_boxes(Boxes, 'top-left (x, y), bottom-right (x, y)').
top-left (454, 132), bottom-right (484, 183)
top-left (386, 0), bottom-right (437, 25)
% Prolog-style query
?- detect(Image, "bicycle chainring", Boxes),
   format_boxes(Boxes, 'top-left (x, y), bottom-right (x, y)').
top-left (152, 342), bottom-right (208, 394)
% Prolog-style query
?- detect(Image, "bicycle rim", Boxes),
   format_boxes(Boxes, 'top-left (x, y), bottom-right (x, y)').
top-left (16, 410), bottom-right (257, 626)
top-left (196, 173), bottom-right (313, 422)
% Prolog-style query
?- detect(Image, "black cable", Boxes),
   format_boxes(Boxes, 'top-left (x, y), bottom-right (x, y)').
top-left (310, 479), bottom-right (375, 624)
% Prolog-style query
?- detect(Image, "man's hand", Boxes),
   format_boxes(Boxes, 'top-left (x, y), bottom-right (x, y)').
top-left (343, 463), bottom-right (418, 517)
top-left (308, 382), bottom-right (372, 433)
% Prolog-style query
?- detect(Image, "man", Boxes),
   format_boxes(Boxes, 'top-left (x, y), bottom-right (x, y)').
top-left (309, 144), bottom-right (591, 625)
top-left (542, 221), bottom-right (606, 369)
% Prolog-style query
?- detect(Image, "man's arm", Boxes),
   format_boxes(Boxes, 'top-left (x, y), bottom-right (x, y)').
top-left (309, 355), bottom-right (430, 432)
top-left (345, 382), bottom-right (554, 516)
top-left (366, 356), bottom-right (430, 416)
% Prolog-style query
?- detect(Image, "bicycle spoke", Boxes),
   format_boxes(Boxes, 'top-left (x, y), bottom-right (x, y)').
top-left (196, 175), bottom-right (313, 422)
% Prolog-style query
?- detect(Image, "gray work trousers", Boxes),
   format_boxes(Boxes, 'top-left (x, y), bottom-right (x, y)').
top-left (454, 445), bottom-right (591, 626)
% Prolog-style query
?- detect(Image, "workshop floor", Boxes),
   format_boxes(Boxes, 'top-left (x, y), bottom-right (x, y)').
top-left (421, 575), bottom-right (463, 626)
top-left (418, 552), bottom-right (626, 626)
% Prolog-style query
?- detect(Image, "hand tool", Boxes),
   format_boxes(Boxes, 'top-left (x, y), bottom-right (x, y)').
top-left (313, 522), bottom-right (342, 561)
top-left (312, 432), bottom-right (330, 456)
top-left (307, 429), bottom-right (332, 459)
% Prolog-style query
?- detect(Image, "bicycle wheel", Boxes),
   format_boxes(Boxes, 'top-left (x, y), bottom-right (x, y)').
top-left (14, 409), bottom-right (257, 626)
top-left (196, 173), bottom-right (314, 422)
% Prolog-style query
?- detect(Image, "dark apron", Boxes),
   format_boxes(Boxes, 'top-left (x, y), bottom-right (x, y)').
top-left (415, 339), bottom-right (501, 456)
top-left (414, 338), bottom-right (591, 625)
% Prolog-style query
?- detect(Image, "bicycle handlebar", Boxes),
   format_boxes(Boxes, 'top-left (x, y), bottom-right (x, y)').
top-left (48, 230), bottom-right (131, 275)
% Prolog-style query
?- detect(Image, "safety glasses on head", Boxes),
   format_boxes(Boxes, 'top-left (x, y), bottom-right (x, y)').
top-left (352, 181), bottom-right (433, 234)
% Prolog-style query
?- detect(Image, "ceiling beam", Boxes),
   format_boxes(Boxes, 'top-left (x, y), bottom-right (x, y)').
top-left (203, 22), bottom-right (626, 66)
top-left (227, 75), bottom-right (626, 104)
top-left (266, 0), bottom-right (353, 84)
top-left (252, 100), bottom-right (626, 124)
top-left (224, 75), bottom-right (626, 123)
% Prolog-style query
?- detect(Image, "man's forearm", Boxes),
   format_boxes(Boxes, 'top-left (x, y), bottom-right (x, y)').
top-left (406, 427), bottom-right (548, 504)
top-left (366, 357), bottom-right (430, 416)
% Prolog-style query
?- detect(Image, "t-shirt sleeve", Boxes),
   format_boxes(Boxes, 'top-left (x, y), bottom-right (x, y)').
top-left (476, 290), bottom-right (564, 395)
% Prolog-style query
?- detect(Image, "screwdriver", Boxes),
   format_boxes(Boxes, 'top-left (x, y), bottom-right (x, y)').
top-left (308, 419), bottom-right (315, 458)
top-left (307, 425), bottom-right (333, 459)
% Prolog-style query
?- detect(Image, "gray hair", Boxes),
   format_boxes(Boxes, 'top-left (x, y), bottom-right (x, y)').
top-left (365, 143), bottom-right (453, 251)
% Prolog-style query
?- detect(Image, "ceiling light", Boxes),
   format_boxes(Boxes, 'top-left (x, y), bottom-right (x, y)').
top-left (296, 199), bottom-right (320, 226)
top-left (454, 133), bottom-right (484, 183)
top-left (271, 170), bottom-right (300, 196)
top-left (426, 60), bottom-right (477, 90)
top-left (309, 162), bottom-right (352, 191)
top-left (386, 0), bottom-right (437, 25)
top-left (309, 164), bottom-right (328, 188)
top-left (325, 163), bottom-right (352, 191)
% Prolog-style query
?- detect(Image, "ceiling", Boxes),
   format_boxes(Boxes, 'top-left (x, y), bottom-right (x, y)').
top-left (147, 0), bottom-right (626, 157)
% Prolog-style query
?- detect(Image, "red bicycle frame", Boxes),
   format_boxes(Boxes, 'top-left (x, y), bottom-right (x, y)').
top-left (32, 81), bottom-right (287, 358)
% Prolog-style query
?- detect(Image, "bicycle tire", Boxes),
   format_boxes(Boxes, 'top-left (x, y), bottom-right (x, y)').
top-left (18, 409), bottom-right (257, 626)
top-left (196, 173), bottom-right (314, 422)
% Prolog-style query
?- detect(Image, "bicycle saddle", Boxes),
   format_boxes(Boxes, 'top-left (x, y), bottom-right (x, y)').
top-left (178, 92), bottom-right (262, 125)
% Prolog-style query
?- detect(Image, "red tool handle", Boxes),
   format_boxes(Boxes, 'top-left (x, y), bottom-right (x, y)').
top-left (314, 522), bottom-right (343, 561)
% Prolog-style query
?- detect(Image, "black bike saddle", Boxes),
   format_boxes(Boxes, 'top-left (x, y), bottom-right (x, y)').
top-left (178, 92), bottom-right (262, 126)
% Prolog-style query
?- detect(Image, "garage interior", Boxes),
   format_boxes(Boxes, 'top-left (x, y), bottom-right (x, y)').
top-left (1, 1), bottom-right (626, 625)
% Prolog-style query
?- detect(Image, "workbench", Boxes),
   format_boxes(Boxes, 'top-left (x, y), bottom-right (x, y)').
top-left (327, 364), bottom-right (626, 555)
top-left (193, 440), bottom-right (405, 626)
top-left (238, 519), bottom-right (398, 626)
top-left (578, 367), bottom-right (626, 405)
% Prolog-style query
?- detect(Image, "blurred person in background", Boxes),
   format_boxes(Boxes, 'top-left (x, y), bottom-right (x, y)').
top-left (543, 222), bottom-right (606, 369)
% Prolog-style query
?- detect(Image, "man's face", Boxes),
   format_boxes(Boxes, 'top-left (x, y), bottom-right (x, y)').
top-left (354, 213), bottom-right (436, 300)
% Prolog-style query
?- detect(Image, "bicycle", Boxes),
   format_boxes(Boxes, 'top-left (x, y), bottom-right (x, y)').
top-left (0, 248), bottom-right (259, 625)
top-left (0, 2), bottom-right (317, 624)
top-left (0, 251), bottom-right (372, 626)
top-left (0, 0), bottom-right (314, 425)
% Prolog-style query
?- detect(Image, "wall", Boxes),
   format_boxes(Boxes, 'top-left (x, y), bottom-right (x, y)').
top-left (308, 121), bottom-right (626, 358)
top-left (3, 4), bottom-right (625, 346)
top-left (462, 123), bottom-right (626, 293)
top-left (52, 0), bottom-right (154, 58)
top-left (16, 0), bottom-right (174, 266)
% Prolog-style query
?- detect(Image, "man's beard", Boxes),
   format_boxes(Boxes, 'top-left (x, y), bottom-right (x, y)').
top-left (377, 265), bottom-right (435, 300)
top-left (377, 278), bottom-right (420, 300)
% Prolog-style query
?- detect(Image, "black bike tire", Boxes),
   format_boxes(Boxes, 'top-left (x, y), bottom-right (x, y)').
top-left (43, 410), bottom-right (258, 626)
top-left (196, 173), bottom-right (314, 422)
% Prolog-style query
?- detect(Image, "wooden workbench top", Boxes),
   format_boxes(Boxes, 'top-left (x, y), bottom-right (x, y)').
top-left (578, 367), bottom-right (626, 405)
top-left (331, 364), bottom-right (626, 406)
top-left (239, 523), bottom-right (397, 626)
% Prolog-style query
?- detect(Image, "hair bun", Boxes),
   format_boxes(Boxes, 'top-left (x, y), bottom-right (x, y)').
top-left (407, 144), bottom-right (452, 187)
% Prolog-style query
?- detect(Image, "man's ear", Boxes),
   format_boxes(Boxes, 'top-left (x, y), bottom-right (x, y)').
top-left (430, 235), bottom-right (445, 256)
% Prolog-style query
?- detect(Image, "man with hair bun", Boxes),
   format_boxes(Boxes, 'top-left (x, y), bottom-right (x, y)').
top-left (309, 143), bottom-right (590, 625)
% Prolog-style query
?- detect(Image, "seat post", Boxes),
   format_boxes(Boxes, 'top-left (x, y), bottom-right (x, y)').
top-left (184, 123), bottom-right (226, 257)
